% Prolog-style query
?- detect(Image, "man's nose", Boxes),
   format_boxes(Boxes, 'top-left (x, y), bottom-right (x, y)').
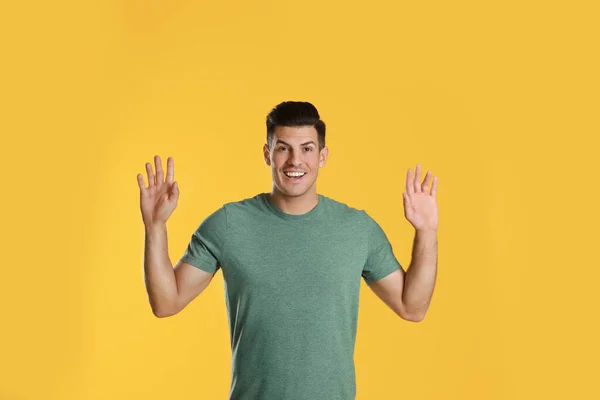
top-left (288, 149), bottom-right (302, 165)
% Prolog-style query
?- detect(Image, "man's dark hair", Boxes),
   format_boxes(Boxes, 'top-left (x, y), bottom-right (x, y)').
top-left (266, 101), bottom-right (326, 150)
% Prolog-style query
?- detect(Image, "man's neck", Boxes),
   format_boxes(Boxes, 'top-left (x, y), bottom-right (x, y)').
top-left (268, 189), bottom-right (319, 215)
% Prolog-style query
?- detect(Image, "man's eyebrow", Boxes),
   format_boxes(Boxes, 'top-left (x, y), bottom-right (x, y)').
top-left (275, 140), bottom-right (317, 146)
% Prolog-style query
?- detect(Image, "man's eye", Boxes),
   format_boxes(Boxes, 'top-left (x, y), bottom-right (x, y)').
top-left (304, 147), bottom-right (313, 152)
top-left (278, 147), bottom-right (287, 151)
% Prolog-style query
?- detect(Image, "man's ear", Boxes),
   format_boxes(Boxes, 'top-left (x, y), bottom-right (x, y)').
top-left (263, 143), bottom-right (271, 166)
top-left (319, 146), bottom-right (329, 168)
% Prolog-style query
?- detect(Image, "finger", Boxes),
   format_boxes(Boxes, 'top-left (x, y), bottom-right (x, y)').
top-left (137, 173), bottom-right (147, 191)
top-left (170, 181), bottom-right (179, 199)
top-left (155, 155), bottom-right (164, 184)
top-left (406, 168), bottom-right (414, 195)
top-left (414, 164), bottom-right (422, 193)
top-left (145, 162), bottom-right (155, 187)
top-left (422, 170), bottom-right (432, 193)
top-left (402, 192), bottom-right (411, 214)
top-left (166, 157), bottom-right (174, 184)
top-left (430, 176), bottom-right (438, 197)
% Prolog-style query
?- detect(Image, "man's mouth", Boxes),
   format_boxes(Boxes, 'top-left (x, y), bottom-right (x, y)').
top-left (284, 171), bottom-right (306, 181)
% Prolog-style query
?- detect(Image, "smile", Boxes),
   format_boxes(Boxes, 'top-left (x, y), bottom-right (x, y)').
top-left (284, 171), bottom-right (306, 181)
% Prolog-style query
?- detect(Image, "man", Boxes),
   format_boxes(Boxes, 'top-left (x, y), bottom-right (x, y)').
top-left (137, 101), bottom-right (439, 400)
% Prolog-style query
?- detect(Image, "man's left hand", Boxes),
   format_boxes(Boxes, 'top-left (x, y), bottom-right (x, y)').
top-left (403, 164), bottom-right (439, 233)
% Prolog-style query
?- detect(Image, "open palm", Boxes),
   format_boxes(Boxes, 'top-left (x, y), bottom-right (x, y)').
top-left (137, 155), bottom-right (179, 226)
top-left (403, 164), bottom-right (438, 232)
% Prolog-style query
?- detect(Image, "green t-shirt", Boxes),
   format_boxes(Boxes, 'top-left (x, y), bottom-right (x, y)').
top-left (180, 192), bottom-right (403, 400)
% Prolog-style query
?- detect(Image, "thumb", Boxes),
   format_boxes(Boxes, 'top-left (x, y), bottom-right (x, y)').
top-left (171, 181), bottom-right (179, 198)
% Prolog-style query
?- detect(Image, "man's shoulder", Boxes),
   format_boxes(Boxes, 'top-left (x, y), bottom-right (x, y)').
top-left (191, 194), bottom-right (265, 233)
top-left (221, 193), bottom-right (267, 214)
top-left (320, 194), bottom-right (368, 220)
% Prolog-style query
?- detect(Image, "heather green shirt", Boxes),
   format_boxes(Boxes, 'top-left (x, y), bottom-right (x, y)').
top-left (181, 193), bottom-right (403, 400)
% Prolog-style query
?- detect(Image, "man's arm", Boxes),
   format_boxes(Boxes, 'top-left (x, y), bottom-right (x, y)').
top-left (368, 163), bottom-right (439, 322)
top-left (368, 229), bottom-right (438, 322)
top-left (144, 223), bottom-right (215, 318)
top-left (138, 155), bottom-right (217, 318)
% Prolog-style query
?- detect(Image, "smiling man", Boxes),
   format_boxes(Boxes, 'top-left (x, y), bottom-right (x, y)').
top-left (139, 101), bottom-right (439, 400)
top-left (264, 112), bottom-right (326, 215)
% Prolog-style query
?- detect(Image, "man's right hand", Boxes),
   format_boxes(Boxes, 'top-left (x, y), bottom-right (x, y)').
top-left (137, 155), bottom-right (179, 226)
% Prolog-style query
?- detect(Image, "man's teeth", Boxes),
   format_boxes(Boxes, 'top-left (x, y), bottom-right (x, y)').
top-left (285, 172), bottom-right (305, 177)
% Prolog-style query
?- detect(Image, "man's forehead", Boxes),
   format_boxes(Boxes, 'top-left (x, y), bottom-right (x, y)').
top-left (273, 125), bottom-right (318, 141)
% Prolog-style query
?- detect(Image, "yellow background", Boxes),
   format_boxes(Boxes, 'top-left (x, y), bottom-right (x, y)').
top-left (1, 0), bottom-right (598, 399)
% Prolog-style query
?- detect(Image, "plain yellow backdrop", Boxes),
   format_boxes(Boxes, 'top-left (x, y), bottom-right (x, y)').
top-left (1, 1), bottom-right (598, 399)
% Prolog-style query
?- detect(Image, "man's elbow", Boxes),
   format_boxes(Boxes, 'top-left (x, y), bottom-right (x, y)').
top-left (402, 312), bottom-right (426, 322)
top-left (399, 304), bottom-right (428, 322)
top-left (150, 300), bottom-right (181, 318)
top-left (153, 309), bottom-right (176, 318)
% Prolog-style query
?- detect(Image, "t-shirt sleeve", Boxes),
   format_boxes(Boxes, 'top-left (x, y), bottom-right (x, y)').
top-left (179, 205), bottom-right (227, 274)
top-left (361, 210), bottom-right (404, 285)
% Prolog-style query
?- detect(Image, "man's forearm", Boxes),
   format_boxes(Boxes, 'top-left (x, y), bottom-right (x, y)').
top-left (402, 229), bottom-right (438, 320)
top-left (144, 223), bottom-right (179, 317)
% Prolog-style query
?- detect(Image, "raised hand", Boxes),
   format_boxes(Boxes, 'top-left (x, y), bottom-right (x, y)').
top-left (403, 164), bottom-right (438, 233)
top-left (137, 156), bottom-right (179, 226)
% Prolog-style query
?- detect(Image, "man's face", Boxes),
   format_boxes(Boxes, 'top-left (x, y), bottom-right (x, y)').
top-left (263, 125), bottom-right (328, 198)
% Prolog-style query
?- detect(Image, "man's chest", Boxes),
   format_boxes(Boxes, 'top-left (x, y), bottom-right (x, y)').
top-left (222, 224), bottom-right (366, 295)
